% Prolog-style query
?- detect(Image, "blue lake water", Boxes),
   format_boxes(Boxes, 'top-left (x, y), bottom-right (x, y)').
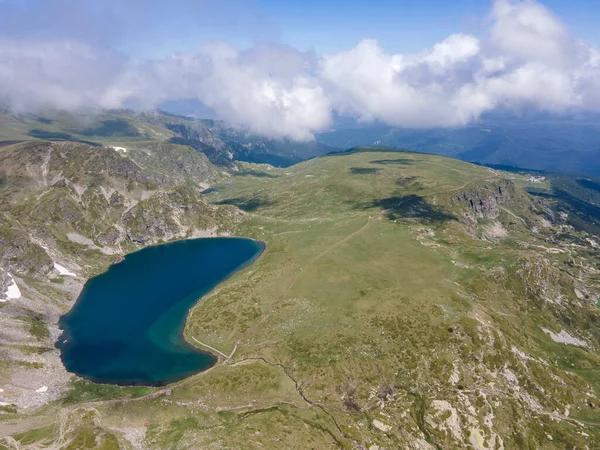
top-left (57, 237), bottom-right (264, 386)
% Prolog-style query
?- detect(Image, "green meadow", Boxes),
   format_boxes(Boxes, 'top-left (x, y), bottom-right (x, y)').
top-left (4, 147), bottom-right (600, 449)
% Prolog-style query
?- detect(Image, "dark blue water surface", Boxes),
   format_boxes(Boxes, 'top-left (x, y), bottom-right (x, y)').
top-left (57, 238), bottom-right (264, 386)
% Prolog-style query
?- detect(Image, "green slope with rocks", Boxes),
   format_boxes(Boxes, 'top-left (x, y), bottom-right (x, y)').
top-left (1, 145), bottom-right (600, 449)
top-left (0, 139), bottom-right (240, 422)
top-left (0, 109), bottom-right (340, 169)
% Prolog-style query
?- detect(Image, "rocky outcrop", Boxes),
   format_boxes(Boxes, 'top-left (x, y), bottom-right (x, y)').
top-left (453, 179), bottom-right (515, 219)
top-left (0, 141), bottom-right (157, 190)
top-left (96, 227), bottom-right (122, 246)
top-left (0, 228), bottom-right (53, 278)
top-left (166, 123), bottom-right (234, 167)
top-left (0, 141), bottom-right (235, 275)
top-left (121, 187), bottom-right (220, 244)
top-left (0, 268), bottom-right (11, 297)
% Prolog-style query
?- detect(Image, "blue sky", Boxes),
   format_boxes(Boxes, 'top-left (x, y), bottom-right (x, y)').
top-left (126, 0), bottom-right (600, 58)
top-left (141, 0), bottom-right (600, 57)
top-left (257, 0), bottom-right (491, 54)
top-left (2, 0), bottom-right (599, 58)
top-left (266, 0), bottom-right (600, 54)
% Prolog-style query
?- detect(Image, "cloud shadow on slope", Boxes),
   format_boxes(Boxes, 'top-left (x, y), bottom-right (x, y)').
top-left (349, 167), bottom-right (381, 175)
top-left (232, 170), bottom-right (280, 178)
top-left (357, 194), bottom-right (456, 223)
top-left (214, 195), bottom-right (276, 212)
top-left (370, 158), bottom-right (414, 165)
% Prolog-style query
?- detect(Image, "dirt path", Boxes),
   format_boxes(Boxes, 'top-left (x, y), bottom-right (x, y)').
top-left (235, 214), bottom-right (377, 347)
top-left (233, 175), bottom-right (494, 343)
top-left (281, 215), bottom-right (375, 303)
top-left (2, 354), bottom-right (361, 449)
top-left (191, 337), bottom-right (237, 359)
top-left (500, 206), bottom-right (527, 224)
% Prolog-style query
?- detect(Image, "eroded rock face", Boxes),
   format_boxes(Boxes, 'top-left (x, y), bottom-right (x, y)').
top-left (0, 229), bottom-right (52, 278)
top-left (166, 123), bottom-right (234, 167)
top-left (542, 328), bottom-right (588, 347)
top-left (454, 179), bottom-right (515, 219)
top-left (121, 187), bottom-right (219, 245)
top-left (0, 269), bottom-right (11, 297)
top-left (96, 227), bottom-right (122, 246)
top-left (0, 142), bottom-right (234, 261)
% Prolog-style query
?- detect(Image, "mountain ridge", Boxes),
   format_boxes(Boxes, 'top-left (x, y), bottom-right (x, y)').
top-left (1, 131), bottom-right (600, 447)
top-left (0, 109), bottom-right (342, 170)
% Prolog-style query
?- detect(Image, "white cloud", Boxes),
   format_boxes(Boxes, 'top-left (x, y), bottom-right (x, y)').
top-left (0, 0), bottom-right (599, 139)
top-left (101, 43), bottom-right (331, 140)
top-left (321, 0), bottom-right (600, 128)
top-left (0, 39), bottom-right (125, 112)
top-left (320, 35), bottom-right (484, 127)
top-left (489, 0), bottom-right (578, 66)
top-left (195, 44), bottom-right (331, 140)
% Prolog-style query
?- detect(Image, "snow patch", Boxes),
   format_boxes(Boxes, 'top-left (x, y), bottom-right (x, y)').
top-left (36, 386), bottom-right (48, 393)
top-left (1, 271), bottom-right (21, 302)
top-left (112, 146), bottom-right (127, 153)
top-left (54, 263), bottom-right (76, 277)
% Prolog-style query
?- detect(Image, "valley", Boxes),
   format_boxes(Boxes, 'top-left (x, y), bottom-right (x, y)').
top-left (1, 115), bottom-right (600, 448)
top-left (4, 0), bottom-right (600, 447)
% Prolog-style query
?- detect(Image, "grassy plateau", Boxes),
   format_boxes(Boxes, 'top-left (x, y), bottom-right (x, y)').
top-left (1, 137), bottom-right (600, 449)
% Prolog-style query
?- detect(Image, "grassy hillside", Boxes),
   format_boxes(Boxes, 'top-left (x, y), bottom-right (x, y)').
top-left (2, 146), bottom-right (600, 448)
top-left (0, 109), bottom-right (340, 169)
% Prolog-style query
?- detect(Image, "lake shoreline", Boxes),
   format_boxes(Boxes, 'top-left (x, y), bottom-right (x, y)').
top-left (56, 237), bottom-right (266, 387)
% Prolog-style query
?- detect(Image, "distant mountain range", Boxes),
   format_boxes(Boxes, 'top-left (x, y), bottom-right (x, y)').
top-left (3, 106), bottom-right (600, 448)
top-left (317, 115), bottom-right (600, 176)
top-left (3, 108), bottom-right (600, 178)
top-left (0, 109), bottom-right (341, 169)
